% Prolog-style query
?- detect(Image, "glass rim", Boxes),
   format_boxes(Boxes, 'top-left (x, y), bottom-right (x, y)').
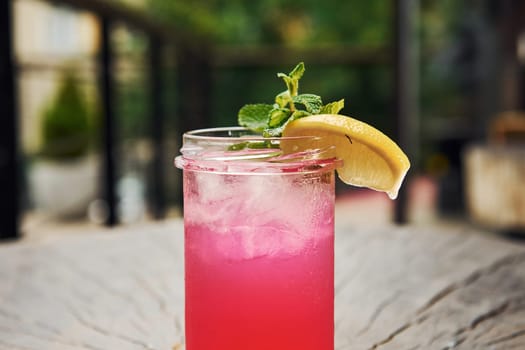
top-left (182, 126), bottom-right (320, 142)
top-left (176, 126), bottom-right (342, 174)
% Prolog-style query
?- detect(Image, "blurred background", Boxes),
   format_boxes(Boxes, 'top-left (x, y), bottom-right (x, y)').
top-left (1, 0), bottom-right (525, 239)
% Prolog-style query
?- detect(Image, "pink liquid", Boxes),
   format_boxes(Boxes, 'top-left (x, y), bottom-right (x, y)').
top-left (183, 170), bottom-right (335, 350)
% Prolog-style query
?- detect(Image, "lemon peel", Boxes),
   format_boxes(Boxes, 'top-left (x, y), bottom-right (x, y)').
top-left (282, 114), bottom-right (410, 199)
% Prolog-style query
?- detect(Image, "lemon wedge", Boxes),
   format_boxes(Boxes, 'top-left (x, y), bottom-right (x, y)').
top-left (282, 114), bottom-right (410, 199)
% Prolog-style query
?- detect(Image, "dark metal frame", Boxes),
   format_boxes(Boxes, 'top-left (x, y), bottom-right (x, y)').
top-left (149, 36), bottom-right (166, 219)
top-left (100, 17), bottom-right (118, 226)
top-left (0, 0), bottom-right (19, 240)
top-left (393, 0), bottom-right (415, 224)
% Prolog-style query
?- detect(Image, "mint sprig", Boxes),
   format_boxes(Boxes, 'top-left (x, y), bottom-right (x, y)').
top-left (237, 104), bottom-right (274, 133)
top-left (237, 62), bottom-right (345, 138)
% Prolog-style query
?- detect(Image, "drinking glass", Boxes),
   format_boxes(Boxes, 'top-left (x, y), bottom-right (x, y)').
top-left (175, 127), bottom-right (339, 350)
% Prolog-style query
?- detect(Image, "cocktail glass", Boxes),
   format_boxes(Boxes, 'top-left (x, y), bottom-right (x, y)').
top-left (175, 127), bottom-right (340, 350)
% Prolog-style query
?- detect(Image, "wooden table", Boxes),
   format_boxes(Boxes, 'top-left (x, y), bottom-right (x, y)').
top-left (1, 219), bottom-right (524, 350)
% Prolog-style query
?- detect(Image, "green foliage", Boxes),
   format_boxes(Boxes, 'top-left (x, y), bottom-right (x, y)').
top-left (40, 72), bottom-right (92, 160)
top-left (116, 79), bottom-right (149, 139)
top-left (146, 0), bottom-right (390, 46)
top-left (419, 0), bottom-right (469, 119)
top-left (146, 1), bottom-right (220, 41)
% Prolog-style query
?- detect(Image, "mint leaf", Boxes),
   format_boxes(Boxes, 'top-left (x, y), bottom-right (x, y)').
top-left (293, 94), bottom-right (323, 114)
top-left (263, 109), bottom-right (310, 137)
top-left (228, 142), bottom-right (249, 151)
top-left (263, 127), bottom-right (284, 137)
top-left (275, 90), bottom-right (292, 108)
top-left (290, 110), bottom-right (311, 119)
top-left (277, 62), bottom-right (304, 97)
top-left (237, 62), bottom-right (345, 139)
top-left (277, 73), bottom-right (295, 97)
top-left (268, 108), bottom-right (291, 127)
top-left (227, 140), bottom-right (279, 151)
top-left (320, 99), bottom-right (345, 114)
top-left (289, 62), bottom-right (305, 81)
top-left (238, 104), bottom-right (273, 132)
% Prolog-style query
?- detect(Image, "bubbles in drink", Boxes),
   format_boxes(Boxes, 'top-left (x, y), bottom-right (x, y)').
top-left (184, 170), bottom-right (334, 260)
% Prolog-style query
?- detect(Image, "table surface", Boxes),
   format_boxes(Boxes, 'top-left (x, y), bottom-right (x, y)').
top-left (1, 219), bottom-right (524, 350)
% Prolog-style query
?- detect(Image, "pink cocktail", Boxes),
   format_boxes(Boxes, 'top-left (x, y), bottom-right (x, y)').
top-left (176, 128), bottom-right (338, 350)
